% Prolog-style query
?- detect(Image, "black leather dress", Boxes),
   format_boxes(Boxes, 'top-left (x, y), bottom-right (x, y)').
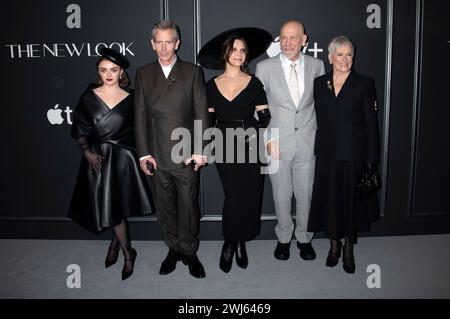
top-left (68, 85), bottom-right (153, 233)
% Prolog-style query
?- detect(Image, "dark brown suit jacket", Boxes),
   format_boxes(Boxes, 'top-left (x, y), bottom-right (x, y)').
top-left (134, 58), bottom-right (208, 170)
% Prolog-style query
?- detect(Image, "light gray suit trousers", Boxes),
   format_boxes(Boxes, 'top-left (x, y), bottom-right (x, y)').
top-left (256, 53), bottom-right (325, 244)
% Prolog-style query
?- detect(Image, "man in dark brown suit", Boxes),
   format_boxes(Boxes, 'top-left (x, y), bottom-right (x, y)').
top-left (134, 20), bottom-right (208, 278)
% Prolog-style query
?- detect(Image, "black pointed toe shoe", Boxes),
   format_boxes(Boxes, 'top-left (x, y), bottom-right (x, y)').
top-left (121, 248), bottom-right (137, 281)
top-left (235, 241), bottom-right (248, 269)
top-left (105, 247), bottom-right (119, 268)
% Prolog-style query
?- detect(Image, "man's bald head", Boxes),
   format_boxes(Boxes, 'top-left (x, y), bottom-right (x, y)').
top-left (280, 20), bottom-right (305, 36)
top-left (279, 20), bottom-right (308, 61)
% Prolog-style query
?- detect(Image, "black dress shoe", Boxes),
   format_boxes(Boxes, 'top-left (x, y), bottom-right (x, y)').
top-left (274, 241), bottom-right (290, 260)
top-left (342, 258), bottom-right (356, 274)
top-left (182, 254), bottom-right (206, 278)
top-left (325, 242), bottom-right (342, 267)
top-left (297, 242), bottom-right (316, 260)
top-left (343, 257), bottom-right (355, 274)
top-left (219, 240), bottom-right (236, 273)
top-left (342, 244), bottom-right (355, 274)
top-left (235, 241), bottom-right (248, 269)
top-left (159, 249), bottom-right (181, 275)
top-left (121, 248), bottom-right (137, 281)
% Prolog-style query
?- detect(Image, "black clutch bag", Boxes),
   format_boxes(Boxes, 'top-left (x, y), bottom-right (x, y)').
top-left (356, 165), bottom-right (381, 201)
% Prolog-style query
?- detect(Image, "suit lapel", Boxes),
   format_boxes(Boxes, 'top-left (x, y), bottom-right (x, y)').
top-left (273, 55), bottom-right (296, 110)
top-left (145, 63), bottom-right (165, 109)
top-left (324, 72), bottom-right (335, 98)
top-left (153, 59), bottom-right (180, 111)
top-left (298, 55), bottom-right (311, 109)
top-left (335, 70), bottom-right (355, 101)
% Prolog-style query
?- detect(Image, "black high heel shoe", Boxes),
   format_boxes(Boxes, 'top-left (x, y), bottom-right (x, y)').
top-left (219, 240), bottom-right (237, 273)
top-left (342, 244), bottom-right (355, 274)
top-left (235, 241), bottom-right (248, 269)
top-left (121, 248), bottom-right (137, 280)
top-left (325, 241), bottom-right (342, 268)
top-left (105, 247), bottom-right (119, 268)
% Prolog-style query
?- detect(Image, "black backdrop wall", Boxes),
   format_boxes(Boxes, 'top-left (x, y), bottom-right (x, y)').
top-left (1, 0), bottom-right (449, 239)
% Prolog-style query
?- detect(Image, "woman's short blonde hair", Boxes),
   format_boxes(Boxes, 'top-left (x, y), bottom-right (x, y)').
top-left (328, 35), bottom-right (354, 56)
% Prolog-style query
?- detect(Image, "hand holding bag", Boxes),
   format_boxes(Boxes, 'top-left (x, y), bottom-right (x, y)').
top-left (356, 163), bottom-right (381, 201)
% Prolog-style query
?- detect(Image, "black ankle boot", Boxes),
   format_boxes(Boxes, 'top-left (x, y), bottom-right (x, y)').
top-left (219, 240), bottom-right (236, 273)
top-left (235, 241), bottom-right (248, 269)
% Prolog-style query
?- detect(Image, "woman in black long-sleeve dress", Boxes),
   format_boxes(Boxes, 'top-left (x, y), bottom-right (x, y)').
top-left (308, 36), bottom-right (380, 274)
top-left (204, 34), bottom-right (271, 273)
top-left (68, 48), bottom-right (152, 280)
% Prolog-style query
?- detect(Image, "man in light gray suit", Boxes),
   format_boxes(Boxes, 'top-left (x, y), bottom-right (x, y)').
top-left (256, 20), bottom-right (325, 261)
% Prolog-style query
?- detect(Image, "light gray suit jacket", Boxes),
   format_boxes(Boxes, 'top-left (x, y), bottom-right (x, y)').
top-left (256, 54), bottom-right (325, 161)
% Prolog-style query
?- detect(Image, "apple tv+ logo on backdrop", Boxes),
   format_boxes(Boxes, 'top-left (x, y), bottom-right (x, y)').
top-left (47, 104), bottom-right (73, 125)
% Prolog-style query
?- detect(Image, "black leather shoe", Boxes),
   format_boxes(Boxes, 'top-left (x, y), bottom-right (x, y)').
top-left (182, 254), bottom-right (206, 278)
top-left (121, 248), bottom-right (137, 281)
top-left (235, 241), bottom-right (248, 269)
top-left (219, 240), bottom-right (236, 273)
top-left (159, 249), bottom-right (181, 275)
top-left (325, 242), bottom-right (342, 267)
top-left (274, 241), bottom-right (290, 260)
top-left (297, 242), bottom-right (316, 260)
top-left (343, 257), bottom-right (355, 274)
top-left (342, 244), bottom-right (356, 274)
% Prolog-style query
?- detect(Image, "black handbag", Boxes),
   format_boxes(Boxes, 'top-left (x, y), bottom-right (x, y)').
top-left (356, 165), bottom-right (381, 201)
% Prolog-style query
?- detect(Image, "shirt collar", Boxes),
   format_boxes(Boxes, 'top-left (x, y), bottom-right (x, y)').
top-left (158, 55), bottom-right (177, 70)
top-left (280, 52), bottom-right (302, 66)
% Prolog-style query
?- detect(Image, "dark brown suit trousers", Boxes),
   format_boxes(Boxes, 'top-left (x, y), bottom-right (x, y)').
top-left (134, 58), bottom-right (208, 255)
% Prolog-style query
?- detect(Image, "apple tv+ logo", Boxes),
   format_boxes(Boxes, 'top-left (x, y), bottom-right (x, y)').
top-left (265, 37), bottom-right (324, 58)
top-left (47, 104), bottom-right (73, 125)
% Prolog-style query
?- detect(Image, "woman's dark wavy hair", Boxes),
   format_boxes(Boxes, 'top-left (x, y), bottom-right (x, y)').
top-left (221, 36), bottom-right (250, 73)
top-left (95, 56), bottom-right (130, 88)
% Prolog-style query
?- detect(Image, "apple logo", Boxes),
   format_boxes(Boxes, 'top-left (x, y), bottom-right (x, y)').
top-left (47, 104), bottom-right (64, 125)
top-left (266, 36), bottom-right (282, 58)
top-left (266, 36), bottom-right (318, 58)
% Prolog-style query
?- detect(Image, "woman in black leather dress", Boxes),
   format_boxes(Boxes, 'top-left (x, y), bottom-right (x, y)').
top-left (68, 48), bottom-right (152, 280)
